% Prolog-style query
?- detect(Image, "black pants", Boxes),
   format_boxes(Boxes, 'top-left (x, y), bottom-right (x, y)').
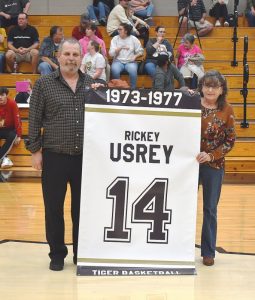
top-left (209, 3), bottom-right (228, 20)
top-left (0, 16), bottom-right (18, 28)
top-left (0, 129), bottom-right (17, 161)
top-left (42, 150), bottom-right (82, 261)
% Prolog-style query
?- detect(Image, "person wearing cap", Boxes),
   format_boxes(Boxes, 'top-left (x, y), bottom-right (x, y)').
top-left (153, 52), bottom-right (185, 91)
top-left (0, 87), bottom-right (22, 169)
top-left (72, 13), bottom-right (103, 41)
top-left (87, 0), bottom-right (115, 26)
top-left (107, 0), bottom-right (140, 37)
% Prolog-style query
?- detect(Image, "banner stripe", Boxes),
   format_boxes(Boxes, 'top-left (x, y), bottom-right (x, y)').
top-left (85, 107), bottom-right (201, 118)
top-left (78, 258), bottom-right (194, 266)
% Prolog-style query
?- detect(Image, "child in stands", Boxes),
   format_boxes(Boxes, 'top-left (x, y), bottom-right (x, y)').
top-left (0, 87), bottom-right (22, 168)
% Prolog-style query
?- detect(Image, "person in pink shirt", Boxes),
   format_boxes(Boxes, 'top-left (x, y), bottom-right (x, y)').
top-left (175, 33), bottom-right (204, 88)
top-left (79, 23), bottom-right (106, 57)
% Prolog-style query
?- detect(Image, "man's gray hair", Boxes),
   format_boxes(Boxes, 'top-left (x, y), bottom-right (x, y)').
top-left (58, 38), bottom-right (82, 55)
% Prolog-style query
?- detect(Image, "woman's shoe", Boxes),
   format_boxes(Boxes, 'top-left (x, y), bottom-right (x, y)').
top-left (203, 256), bottom-right (214, 266)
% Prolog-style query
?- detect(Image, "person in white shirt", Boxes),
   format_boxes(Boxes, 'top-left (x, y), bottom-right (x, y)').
top-left (109, 22), bottom-right (144, 89)
top-left (80, 40), bottom-right (106, 83)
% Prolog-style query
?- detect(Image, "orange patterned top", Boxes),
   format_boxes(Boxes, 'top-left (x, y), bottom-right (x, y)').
top-left (201, 102), bottom-right (236, 169)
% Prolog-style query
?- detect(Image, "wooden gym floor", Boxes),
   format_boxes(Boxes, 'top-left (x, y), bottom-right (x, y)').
top-left (0, 179), bottom-right (254, 299)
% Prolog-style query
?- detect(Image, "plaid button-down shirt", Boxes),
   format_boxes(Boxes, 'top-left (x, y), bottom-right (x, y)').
top-left (27, 69), bottom-right (95, 154)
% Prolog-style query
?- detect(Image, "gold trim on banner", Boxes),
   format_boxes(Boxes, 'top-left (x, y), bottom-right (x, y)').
top-left (85, 107), bottom-right (201, 118)
top-left (78, 258), bottom-right (194, 266)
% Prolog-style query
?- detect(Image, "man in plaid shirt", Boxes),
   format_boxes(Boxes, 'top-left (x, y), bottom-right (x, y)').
top-left (27, 38), bottom-right (100, 271)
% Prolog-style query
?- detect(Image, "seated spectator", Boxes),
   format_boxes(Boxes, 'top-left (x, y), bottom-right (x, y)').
top-left (144, 26), bottom-right (173, 78)
top-left (72, 13), bottom-right (103, 40)
top-left (0, 0), bottom-right (30, 28)
top-left (177, 0), bottom-right (213, 37)
top-left (175, 33), bottom-right (204, 89)
top-left (107, 0), bottom-right (139, 37)
top-left (38, 26), bottom-right (63, 75)
top-left (79, 23), bottom-right (107, 57)
top-left (6, 13), bottom-right (39, 74)
top-left (109, 23), bottom-right (143, 89)
top-left (153, 52), bottom-right (185, 91)
top-left (0, 27), bottom-right (6, 73)
top-left (81, 40), bottom-right (106, 83)
top-left (245, 0), bottom-right (255, 27)
top-left (127, 7), bottom-right (149, 47)
top-left (0, 87), bottom-right (22, 169)
top-left (87, 0), bottom-right (115, 26)
top-left (209, 0), bottom-right (229, 27)
top-left (129, 0), bottom-right (154, 24)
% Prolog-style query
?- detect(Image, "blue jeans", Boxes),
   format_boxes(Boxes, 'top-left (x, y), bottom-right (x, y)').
top-left (144, 61), bottom-right (156, 78)
top-left (134, 4), bottom-right (154, 18)
top-left (0, 53), bottom-right (5, 73)
top-left (38, 62), bottom-right (55, 75)
top-left (246, 11), bottom-right (255, 27)
top-left (199, 164), bottom-right (224, 258)
top-left (111, 61), bottom-right (138, 89)
top-left (87, 2), bottom-right (110, 20)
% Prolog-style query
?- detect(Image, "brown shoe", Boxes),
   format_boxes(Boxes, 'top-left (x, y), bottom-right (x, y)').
top-left (203, 257), bottom-right (214, 266)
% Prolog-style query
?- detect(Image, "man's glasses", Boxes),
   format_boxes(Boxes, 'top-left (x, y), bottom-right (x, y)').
top-left (158, 31), bottom-right (166, 33)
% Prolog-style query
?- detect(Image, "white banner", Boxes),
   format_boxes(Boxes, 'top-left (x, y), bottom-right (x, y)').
top-left (77, 88), bottom-right (201, 276)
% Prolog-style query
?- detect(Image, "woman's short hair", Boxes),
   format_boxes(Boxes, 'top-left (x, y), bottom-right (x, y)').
top-left (183, 33), bottom-right (195, 44)
top-left (0, 87), bottom-right (9, 95)
top-left (198, 70), bottom-right (228, 110)
top-left (90, 40), bottom-right (100, 52)
top-left (119, 23), bottom-right (133, 36)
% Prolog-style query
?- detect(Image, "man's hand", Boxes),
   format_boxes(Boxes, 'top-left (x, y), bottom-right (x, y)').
top-left (91, 83), bottom-right (106, 90)
top-left (32, 151), bottom-right (43, 170)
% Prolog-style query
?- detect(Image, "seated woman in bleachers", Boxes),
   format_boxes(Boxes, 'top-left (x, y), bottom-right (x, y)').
top-left (0, 27), bottom-right (6, 73)
top-left (129, 0), bottom-right (154, 24)
top-left (72, 13), bottom-right (103, 40)
top-left (144, 26), bottom-right (173, 78)
top-left (209, 0), bottom-right (229, 27)
top-left (245, 0), bottom-right (255, 27)
top-left (80, 40), bottom-right (107, 83)
top-left (153, 52), bottom-right (186, 91)
top-left (175, 33), bottom-right (204, 89)
top-left (109, 23), bottom-right (144, 89)
top-left (87, 0), bottom-right (115, 26)
top-left (79, 23), bottom-right (107, 57)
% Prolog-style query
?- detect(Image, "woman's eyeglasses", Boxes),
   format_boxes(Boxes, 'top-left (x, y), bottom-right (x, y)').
top-left (203, 85), bottom-right (222, 90)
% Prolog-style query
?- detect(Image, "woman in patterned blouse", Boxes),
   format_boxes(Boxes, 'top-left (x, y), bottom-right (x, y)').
top-left (196, 70), bottom-right (236, 266)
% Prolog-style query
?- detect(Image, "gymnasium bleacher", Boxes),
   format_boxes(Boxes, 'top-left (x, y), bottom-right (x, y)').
top-left (0, 15), bottom-right (254, 182)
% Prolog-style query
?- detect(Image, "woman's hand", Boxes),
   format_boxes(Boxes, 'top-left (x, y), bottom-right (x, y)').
top-left (196, 151), bottom-right (212, 164)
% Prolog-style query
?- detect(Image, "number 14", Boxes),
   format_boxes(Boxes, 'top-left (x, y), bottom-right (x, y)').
top-left (104, 177), bottom-right (172, 244)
